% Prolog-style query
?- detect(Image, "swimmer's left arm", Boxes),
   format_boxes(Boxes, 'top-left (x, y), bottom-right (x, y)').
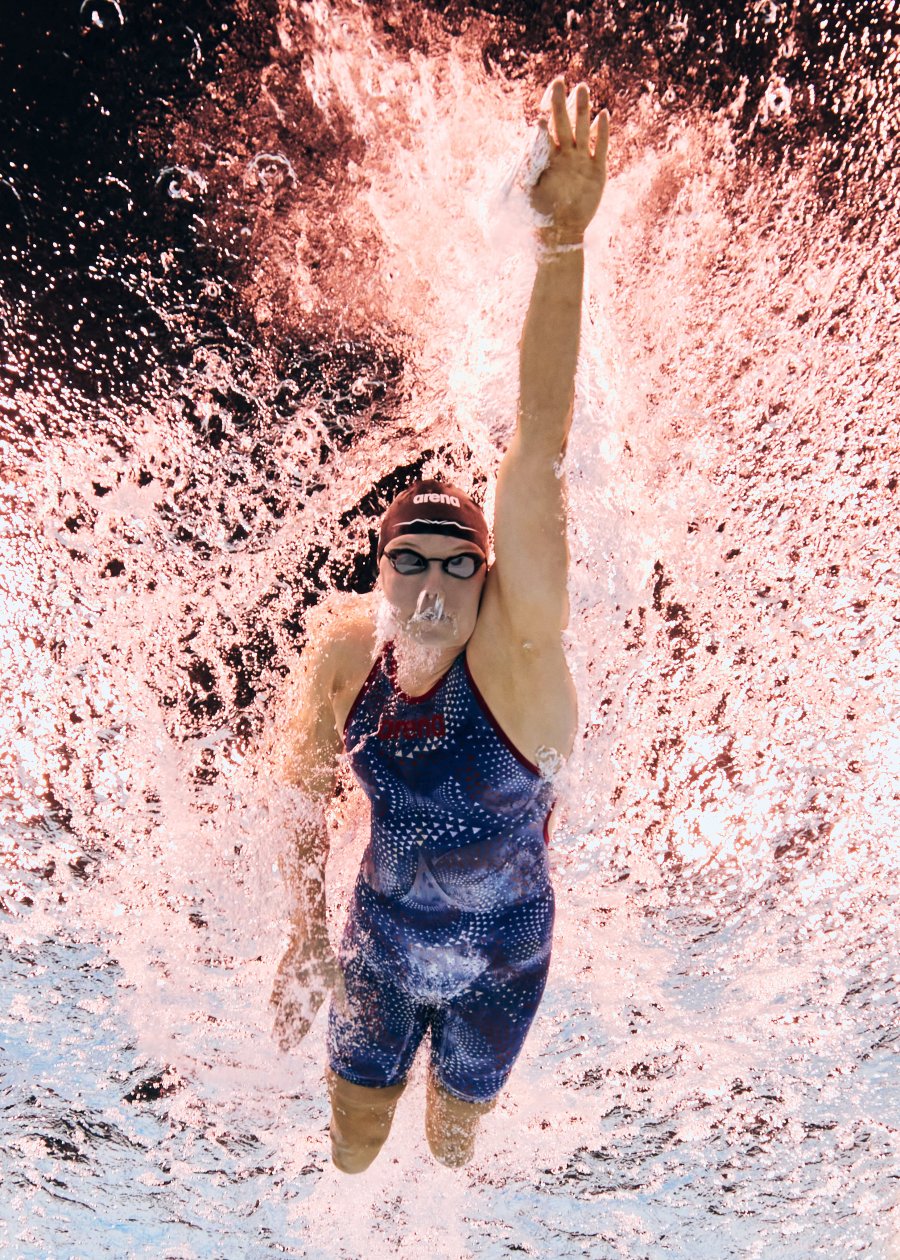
top-left (492, 79), bottom-right (608, 640)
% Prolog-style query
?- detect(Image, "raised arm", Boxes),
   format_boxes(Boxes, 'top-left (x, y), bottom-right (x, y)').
top-left (490, 80), bottom-right (609, 641)
top-left (519, 80), bottom-right (609, 454)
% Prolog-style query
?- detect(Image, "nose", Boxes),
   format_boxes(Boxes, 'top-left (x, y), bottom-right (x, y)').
top-left (418, 560), bottom-right (450, 594)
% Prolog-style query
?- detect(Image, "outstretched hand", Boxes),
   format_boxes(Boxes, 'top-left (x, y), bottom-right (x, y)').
top-left (528, 78), bottom-right (609, 243)
top-left (270, 931), bottom-right (341, 1051)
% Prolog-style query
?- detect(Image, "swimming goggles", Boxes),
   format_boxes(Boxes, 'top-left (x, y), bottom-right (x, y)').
top-left (384, 548), bottom-right (485, 579)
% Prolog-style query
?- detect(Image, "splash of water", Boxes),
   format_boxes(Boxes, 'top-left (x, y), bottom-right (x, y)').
top-left (2, 0), bottom-right (899, 1256)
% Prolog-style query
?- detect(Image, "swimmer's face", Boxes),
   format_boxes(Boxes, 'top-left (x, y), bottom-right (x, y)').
top-left (378, 532), bottom-right (488, 647)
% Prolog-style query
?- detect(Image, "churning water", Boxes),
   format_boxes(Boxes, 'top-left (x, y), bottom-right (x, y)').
top-left (1, 1), bottom-right (898, 1256)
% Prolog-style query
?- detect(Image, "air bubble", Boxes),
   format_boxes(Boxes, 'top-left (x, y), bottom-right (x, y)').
top-left (246, 153), bottom-right (298, 197)
top-left (79, 0), bottom-right (124, 30)
top-left (535, 745), bottom-right (564, 781)
top-left (156, 166), bottom-right (208, 202)
top-left (761, 76), bottom-right (793, 121)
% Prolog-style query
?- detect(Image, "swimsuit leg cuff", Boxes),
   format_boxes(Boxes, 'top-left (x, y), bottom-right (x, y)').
top-left (431, 1072), bottom-right (504, 1106)
top-left (327, 1061), bottom-right (408, 1092)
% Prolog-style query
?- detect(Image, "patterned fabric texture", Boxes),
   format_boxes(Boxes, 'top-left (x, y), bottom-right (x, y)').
top-left (328, 642), bottom-right (556, 1102)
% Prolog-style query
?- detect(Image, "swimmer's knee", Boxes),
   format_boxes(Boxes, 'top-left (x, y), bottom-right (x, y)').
top-left (425, 1074), bottom-right (496, 1167)
top-left (331, 1137), bottom-right (384, 1174)
top-left (426, 1114), bottom-right (482, 1168)
top-left (327, 1068), bottom-right (407, 1114)
top-left (428, 1135), bottom-right (474, 1168)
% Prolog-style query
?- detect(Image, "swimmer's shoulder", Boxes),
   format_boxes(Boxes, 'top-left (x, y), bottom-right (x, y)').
top-left (300, 590), bottom-right (380, 699)
top-left (271, 595), bottom-right (378, 788)
top-left (330, 593), bottom-right (380, 694)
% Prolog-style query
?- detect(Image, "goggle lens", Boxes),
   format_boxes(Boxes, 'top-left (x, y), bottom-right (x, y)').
top-left (386, 549), bottom-right (483, 579)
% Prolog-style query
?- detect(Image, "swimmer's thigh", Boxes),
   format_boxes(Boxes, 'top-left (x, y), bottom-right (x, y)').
top-left (429, 954), bottom-right (551, 1104)
top-left (327, 923), bottom-right (429, 1090)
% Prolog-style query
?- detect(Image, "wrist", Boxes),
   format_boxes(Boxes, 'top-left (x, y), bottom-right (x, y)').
top-left (536, 226), bottom-right (584, 260)
top-left (536, 226), bottom-right (585, 257)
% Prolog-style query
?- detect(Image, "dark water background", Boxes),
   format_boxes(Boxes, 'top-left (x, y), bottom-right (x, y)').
top-left (1, 1), bottom-right (898, 1256)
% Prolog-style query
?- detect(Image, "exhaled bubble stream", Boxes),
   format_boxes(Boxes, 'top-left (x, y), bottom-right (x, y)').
top-left (1, 0), bottom-right (898, 1256)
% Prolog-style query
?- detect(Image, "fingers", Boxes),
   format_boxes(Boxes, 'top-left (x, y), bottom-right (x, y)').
top-left (591, 108), bottom-right (610, 170)
top-left (273, 987), bottom-right (324, 1050)
top-left (276, 1013), bottom-right (310, 1052)
top-left (550, 78), bottom-right (574, 148)
top-left (271, 951), bottom-right (336, 1049)
top-left (548, 77), bottom-right (606, 157)
top-left (574, 83), bottom-right (591, 149)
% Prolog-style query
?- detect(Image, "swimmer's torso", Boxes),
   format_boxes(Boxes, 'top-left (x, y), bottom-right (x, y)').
top-left (339, 639), bottom-right (558, 999)
top-left (343, 641), bottom-right (556, 906)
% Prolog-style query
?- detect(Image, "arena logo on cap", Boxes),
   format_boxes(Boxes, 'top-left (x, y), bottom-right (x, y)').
top-left (413, 493), bottom-right (460, 506)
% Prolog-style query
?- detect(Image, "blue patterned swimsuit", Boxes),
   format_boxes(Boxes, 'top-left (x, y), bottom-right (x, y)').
top-left (328, 640), bottom-right (555, 1103)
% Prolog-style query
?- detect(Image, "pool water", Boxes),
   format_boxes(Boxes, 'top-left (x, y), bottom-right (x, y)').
top-left (1, 1), bottom-right (898, 1256)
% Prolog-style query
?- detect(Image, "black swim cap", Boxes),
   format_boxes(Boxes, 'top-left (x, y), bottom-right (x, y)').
top-left (377, 479), bottom-right (490, 560)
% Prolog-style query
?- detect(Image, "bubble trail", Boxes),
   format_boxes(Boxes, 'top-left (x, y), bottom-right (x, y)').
top-left (411, 591), bottom-right (446, 623)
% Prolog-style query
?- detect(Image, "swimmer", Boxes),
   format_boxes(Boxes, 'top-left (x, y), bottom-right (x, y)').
top-left (270, 77), bottom-right (609, 1171)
